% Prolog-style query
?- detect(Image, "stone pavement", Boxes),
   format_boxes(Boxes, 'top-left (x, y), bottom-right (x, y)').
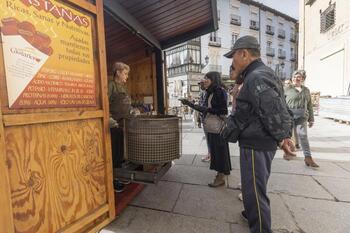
top-left (101, 116), bottom-right (350, 233)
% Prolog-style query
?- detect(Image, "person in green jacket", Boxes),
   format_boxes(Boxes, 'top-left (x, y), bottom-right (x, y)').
top-left (108, 62), bottom-right (132, 192)
top-left (284, 70), bottom-right (319, 167)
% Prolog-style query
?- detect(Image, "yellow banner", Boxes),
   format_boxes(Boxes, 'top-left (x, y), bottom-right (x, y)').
top-left (1, 0), bottom-right (96, 108)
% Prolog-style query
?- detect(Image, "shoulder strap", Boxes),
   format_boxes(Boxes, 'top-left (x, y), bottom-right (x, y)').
top-left (208, 93), bottom-right (213, 108)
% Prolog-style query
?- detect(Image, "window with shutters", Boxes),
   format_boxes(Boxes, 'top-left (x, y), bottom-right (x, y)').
top-left (320, 3), bottom-right (336, 33)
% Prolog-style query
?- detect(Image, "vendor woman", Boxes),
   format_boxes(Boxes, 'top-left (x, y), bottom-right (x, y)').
top-left (108, 62), bottom-right (131, 193)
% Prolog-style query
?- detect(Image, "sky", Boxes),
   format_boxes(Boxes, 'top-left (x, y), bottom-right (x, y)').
top-left (257, 0), bottom-right (299, 19)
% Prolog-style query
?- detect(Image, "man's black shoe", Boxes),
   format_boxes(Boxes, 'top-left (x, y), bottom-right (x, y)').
top-left (240, 210), bottom-right (248, 222)
top-left (113, 180), bottom-right (124, 193)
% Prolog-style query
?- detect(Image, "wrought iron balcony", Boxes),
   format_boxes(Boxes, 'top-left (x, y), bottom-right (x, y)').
top-left (230, 15), bottom-right (241, 26)
top-left (290, 52), bottom-right (296, 61)
top-left (208, 64), bottom-right (222, 73)
top-left (250, 21), bottom-right (259, 31)
top-left (208, 37), bottom-right (221, 47)
top-left (168, 63), bottom-right (202, 76)
top-left (188, 37), bottom-right (201, 46)
top-left (278, 50), bottom-right (286, 59)
top-left (266, 25), bottom-right (275, 35)
top-left (290, 33), bottom-right (297, 42)
top-left (266, 47), bottom-right (275, 57)
top-left (305, 0), bottom-right (316, 6)
top-left (278, 29), bottom-right (285, 39)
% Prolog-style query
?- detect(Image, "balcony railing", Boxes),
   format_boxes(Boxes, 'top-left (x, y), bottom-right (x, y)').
top-left (208, 64), bottom-right (222, 73)
top-left (250, 21), bottom-right (259, 31)
top-left (278, 29), bottom-right (286, 39)
top-left (266, 47), bottom-right (275, 57)
top-left (230, 14), bottom-right (241, 26)
top-left (188, 37), bottom-right (200, 45)
top-left (290, 33), bottom-right (297, 42)
top-left (168, 63), bottom-right (202, 76)
top-left (278, 50), bottom-right (286, 59)
top-left (290, 52), bottom-right (296, 61)
top-left (266, 25), bottom-right (274, 35)
top-left (305, 0), bottom-right (316, 5)
top-left (280, 72), bottom-right (287, 80)
top-left (208, 37), bottom-right (221, 47)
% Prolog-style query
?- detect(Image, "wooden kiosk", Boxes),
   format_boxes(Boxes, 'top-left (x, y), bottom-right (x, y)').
top-left (0, 0), bottom-right (217, 232)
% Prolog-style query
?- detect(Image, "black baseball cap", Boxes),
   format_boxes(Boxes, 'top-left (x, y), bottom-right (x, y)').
top-left (224, 35), bottom-right (260, 58)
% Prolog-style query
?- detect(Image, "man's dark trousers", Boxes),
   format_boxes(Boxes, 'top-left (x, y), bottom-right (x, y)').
top-left (240, 148), bottom-right (275, 233)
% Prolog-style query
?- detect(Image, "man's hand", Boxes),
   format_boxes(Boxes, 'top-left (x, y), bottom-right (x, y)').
top-left (109, 117), bottom-right (119, 128)
top-left (308, 121), bottom-right (314, 128)
top-left (280, 138), bottom-right (296, 157)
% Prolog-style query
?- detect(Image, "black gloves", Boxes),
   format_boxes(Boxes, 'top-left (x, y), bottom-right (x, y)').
top-left (179, 99), bottom-right (208, 113)
top-left (191, 104), bottom-right (208, 113)
top-left (179, 99), bottom-right (192, 106)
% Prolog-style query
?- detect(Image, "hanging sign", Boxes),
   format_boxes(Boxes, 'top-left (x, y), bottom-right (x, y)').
top-left (1, 0), bottom-right (96, 108)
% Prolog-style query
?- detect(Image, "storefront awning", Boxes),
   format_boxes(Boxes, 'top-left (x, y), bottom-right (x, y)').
top-left (104, 0), bottom-right (218, 50)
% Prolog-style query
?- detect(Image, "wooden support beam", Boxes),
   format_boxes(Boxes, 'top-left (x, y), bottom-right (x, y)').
top-left (96, 0), bottom-right (116, 221)
top-left (3, 110), bottom-right (104, 126)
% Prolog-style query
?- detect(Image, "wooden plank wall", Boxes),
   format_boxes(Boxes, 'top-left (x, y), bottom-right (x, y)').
top-left (107, 49), bottom-right (157, 112)
top-left (5, 120), bottom-right (107, 232)
top-left (0, 0), bottom-right (115, 232)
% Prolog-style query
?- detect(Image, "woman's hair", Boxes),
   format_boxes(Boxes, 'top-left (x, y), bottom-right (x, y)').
top-left (205, 71), bottom-right (223, 88)
top-left (292, 69), bottom-right (306, 80)
top-left (112, 62), bottom-right (130, 78)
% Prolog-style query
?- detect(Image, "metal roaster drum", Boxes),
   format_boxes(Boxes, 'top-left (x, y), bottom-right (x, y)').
top-left (124, 115), bottom-right (181, 164)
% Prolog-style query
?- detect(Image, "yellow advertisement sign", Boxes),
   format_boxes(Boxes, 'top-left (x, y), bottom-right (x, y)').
top-left (1, 0), bottom-right (96, 108)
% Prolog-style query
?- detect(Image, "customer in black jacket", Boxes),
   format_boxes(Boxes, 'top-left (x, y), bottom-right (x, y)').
top-left (180, 72), bottom-right (231, 187)
top-left (221, 36), bottom-right (295, 233)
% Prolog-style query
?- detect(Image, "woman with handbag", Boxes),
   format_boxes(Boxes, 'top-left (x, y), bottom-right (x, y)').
top-left (180, 71), bottom-right (231, 187)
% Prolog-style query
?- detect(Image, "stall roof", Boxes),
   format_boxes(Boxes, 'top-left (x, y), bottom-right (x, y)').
top-left (104, 0), bottom-right (218, 50)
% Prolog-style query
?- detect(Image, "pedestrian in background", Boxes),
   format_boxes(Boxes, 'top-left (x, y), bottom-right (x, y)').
top-left (221, 35), bottom-right (295, 233)
top-left (180, 71), bottom-right (232, 187)
top-left (284, 70), bottom-right (319, 167)
top-left (198, 80), bottom-right (211, 162)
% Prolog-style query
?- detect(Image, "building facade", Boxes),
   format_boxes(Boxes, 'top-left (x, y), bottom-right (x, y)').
top-left (299, 0), bottom-right (350, 97)
top-left (166, 0), bottom-right (298, 107)
top-left (165, 38), bottom-right (204, 107)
